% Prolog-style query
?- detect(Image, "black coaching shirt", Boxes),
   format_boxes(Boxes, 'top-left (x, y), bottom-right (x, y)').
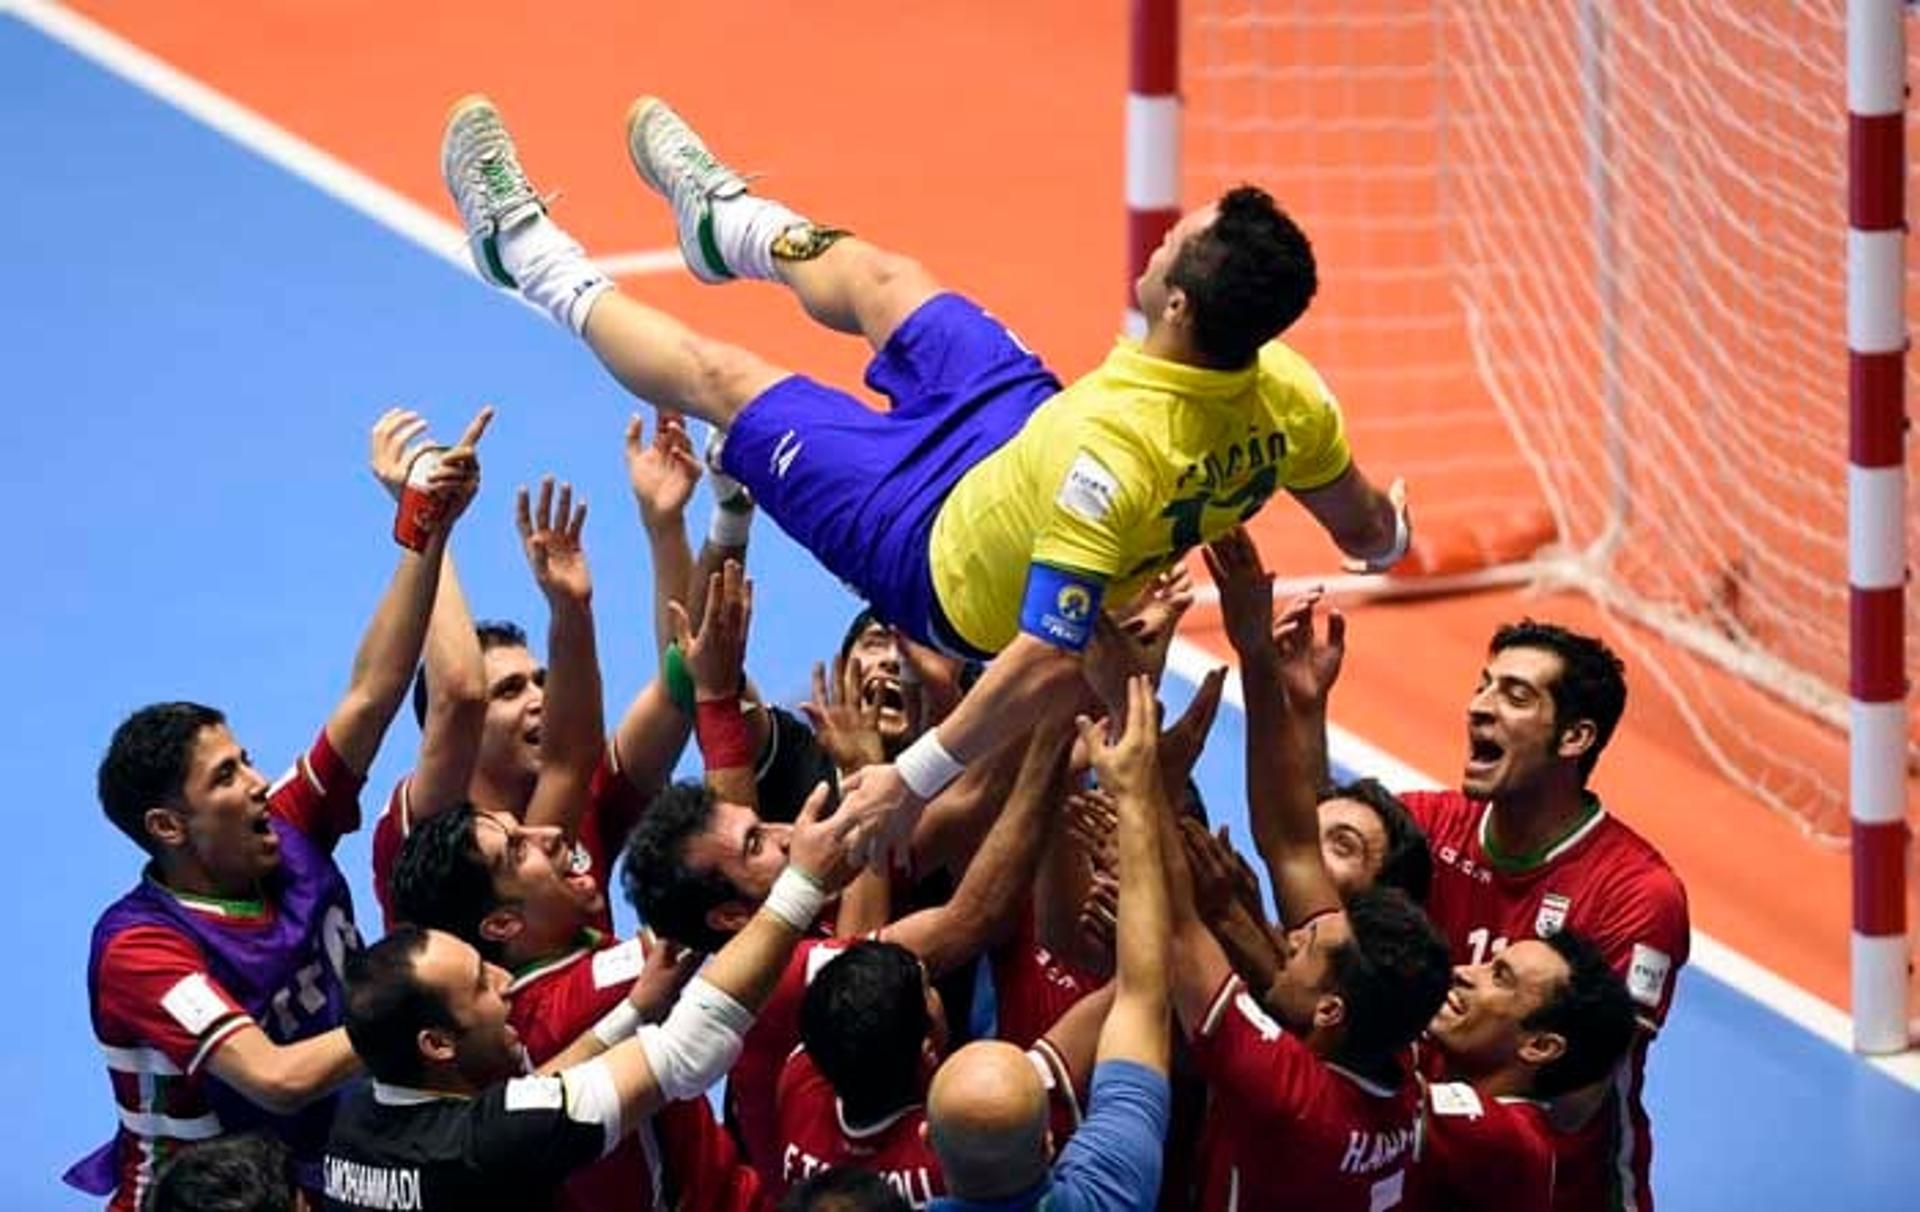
top-left (321, 1073), bottom-right (615, 1211)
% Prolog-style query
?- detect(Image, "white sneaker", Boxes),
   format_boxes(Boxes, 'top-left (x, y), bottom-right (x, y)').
top-left (625, 97), bottom-right (750, 284)
top-left (440, 95), bottom-right (545, 288)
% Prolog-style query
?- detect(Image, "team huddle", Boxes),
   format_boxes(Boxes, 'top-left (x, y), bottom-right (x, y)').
top-left (75, 95), bottom-right (1688, 1212)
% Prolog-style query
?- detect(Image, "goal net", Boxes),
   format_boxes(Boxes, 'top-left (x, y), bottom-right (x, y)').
top-left (1183, 0), bottom-right (1918, 847)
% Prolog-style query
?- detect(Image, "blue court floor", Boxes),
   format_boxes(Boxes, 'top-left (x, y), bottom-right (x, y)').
top-left (3, 14), bottom-right (1914, 1207)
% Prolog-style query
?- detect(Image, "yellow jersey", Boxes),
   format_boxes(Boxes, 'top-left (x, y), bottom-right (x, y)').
top-left (927, 337), bottom-right (1352, 653)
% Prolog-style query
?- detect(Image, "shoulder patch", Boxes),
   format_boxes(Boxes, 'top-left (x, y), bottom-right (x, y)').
top-left (1056, 451), bottom-right (1120, 523)
top-left (1231, 991), bottom-right (1284, 1043)
top-left (1427, 1081), bottom-right (1485, 1119)
top-left (504, 1075), bottom-right (565, 1113)
top-left (803, 942), bottom-right (848, 985)
top-left (1626, 944), bottom-right (1672, 1009)
top-left (591, 940), bottom-right (646, 990)
top-left (161, 973), bottom-right (231, 1037)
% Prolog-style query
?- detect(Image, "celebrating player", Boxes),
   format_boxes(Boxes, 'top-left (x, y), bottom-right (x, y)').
top-left (73, 410), bottom-right (488, 1210)
top-left (436, 94), bottom-right (1409, 865)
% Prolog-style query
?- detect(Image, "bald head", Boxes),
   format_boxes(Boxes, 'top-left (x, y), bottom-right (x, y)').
top-left (925, 1041), bottom-right (1051, 1199)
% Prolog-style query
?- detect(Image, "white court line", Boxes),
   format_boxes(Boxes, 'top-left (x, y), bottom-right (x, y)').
top-left (1164, 638), bottom-right (1920, 1090)
top-left (14, 0), bottom-right (1918, 1093)
top-left (7, 2), bottom-right (680, 288)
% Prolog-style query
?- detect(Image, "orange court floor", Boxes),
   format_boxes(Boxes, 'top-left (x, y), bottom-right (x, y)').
top-left (68, 0), bottom-right (1912, 1015)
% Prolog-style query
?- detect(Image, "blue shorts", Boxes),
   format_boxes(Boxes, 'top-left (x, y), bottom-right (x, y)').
top-left (720, 293), bottom-right (1059, 656)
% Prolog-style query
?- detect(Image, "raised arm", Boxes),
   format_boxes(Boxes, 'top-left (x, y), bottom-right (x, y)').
top-left (323, 407), bottom-right (490, 776)
top-left (1292, 465), bottom-right (1410, 574)
top-left (880, 710), bottom-right (1077, 977)
top-left (207, 1025), bottom-right (362, 1116)
top-left (673, 561), bottom-right (758, 809)
top-left (518, 479), bottom-right (606, 838)
top-left (627, 410), bottom-right (702, 660)
top-left (1204, 530), bottom-right (1342, 927)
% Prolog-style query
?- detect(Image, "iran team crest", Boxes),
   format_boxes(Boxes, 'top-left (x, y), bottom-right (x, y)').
top-left (1535, 892), bottom-right (1572, 937)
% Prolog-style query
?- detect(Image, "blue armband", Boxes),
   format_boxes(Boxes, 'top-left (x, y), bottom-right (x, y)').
top-left (1018, 564), bottom-right (1106, 651)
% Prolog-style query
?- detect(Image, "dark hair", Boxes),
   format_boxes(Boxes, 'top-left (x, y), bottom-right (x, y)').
top-left (1489, 620), bottom-right (1628, 781)
top-left (758, 705), bottom-right (840, 825)
top-left (344, 925), bottom-right (452, 1086)
top-left (1527, 931), bottom-right (1639, 1097)
top-left (1328, 887), bottom-right (1451, 1059)
top-left (142, 1133), bottom-right (296, 1212)
top-left (391, 804), bottom-right (503, 959)
top-left (838, 608), bottom-right (884, 662)
top-left (800, 942), bottom-right (930, 1119)
top-left (1165, 185), bottom-right (1317, 367)
top-left (1322, 778), bottom-right (1432, 906)
top-left (778, 1167), bottom-right (912, 1212)
top-left (412, 619), bottom-right (529, 726)
top-left (621, 781), bottom-right (744, 953)
top-left (99, 702), bottom-right (228, 854)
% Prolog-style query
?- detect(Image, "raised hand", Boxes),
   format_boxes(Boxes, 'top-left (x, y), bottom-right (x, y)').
top-left (668, 560), bottom-right (752, 701)
top-left (1181, 819), bottom-right (1265, 926)
top-left (1114, 562), bottom-right (1196, 676)
top-left (1340, 476), bottom-right (1412, 575)
top-left (837, 764), bottom-right (926, 874)
top-left (785, 781), bottom-right (862, 896)
top-left (801, 654), bottom-right (886, 775)
top-left (1271, 591), bottom-right (1346, 712)
top-left (432, 406), bottom-right (493, 526)
top-left (1065, 787), bottom-right (1119, 876)
top-left (1158, 664), bottom-right (1227, 793)
top-left (1075, 674), bottom-right (1161, 799)
top-left (1201, 527), bottom-right (1276, 663)
top-left (516, 475), bottom-right (591, 604)
top-left (625, 410), bottom-right (702, 527)
top-left (368, 408), bottom-right (431, 500)
top-left (626, 936), bottom-right (701, 1021)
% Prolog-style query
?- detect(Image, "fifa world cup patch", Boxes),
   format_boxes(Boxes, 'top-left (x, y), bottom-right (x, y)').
top-left (161, 973), bottom-right (231, 1036)
top-left (770, 224), bottom-right (853, 262)
top-left (1626, 943), bottom-right (1672, 1009)
top-left (1056, 452), bottom-right (1119, 523)
top-left (504, 1075), bottom-right (565, 1113)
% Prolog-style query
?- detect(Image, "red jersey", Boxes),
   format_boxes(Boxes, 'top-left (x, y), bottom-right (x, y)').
top-left (775, 1049), bottom-right (943, 1209)
top-left (1413, 1080), bottom-right (1556, 1211)
top-left (507, 930), bottom-right (766, 1212)
top-left (990, 908), bottom-right (1101, 1050)
top-left (87, 729), bottom-right (362, 1212)
top-left (1401, 790), bottom-right (1688, 1212)
top-left (371, 744), bottom-right (648, 932)
top-left (728, 937), bottom-right (850, 1183)
top-left (1190, 977), bottom-right (1420, 1212)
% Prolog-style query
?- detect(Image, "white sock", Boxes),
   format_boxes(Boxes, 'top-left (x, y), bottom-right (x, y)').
top-left (497, 213), bottom-right (613, 335)
top-left (709, 195), bottom-right (807, 282)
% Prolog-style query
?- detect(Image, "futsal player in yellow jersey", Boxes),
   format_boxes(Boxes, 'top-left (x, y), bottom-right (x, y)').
top-left (440, 95), bottom-right (1409, 862)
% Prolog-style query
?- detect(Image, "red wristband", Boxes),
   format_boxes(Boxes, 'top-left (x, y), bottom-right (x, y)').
top-left (695, 697), bottom-right (754, 770)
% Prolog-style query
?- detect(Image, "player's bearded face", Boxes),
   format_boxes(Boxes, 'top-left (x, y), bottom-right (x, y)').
top-left (1134, 203), bottom-right (1217, 321)
top-left (1461, 648), bottom-right (1565, 800)
top-left (1267, 913), bottom-right (1347, 1034)
top-left (1317, 799), bottom-right (1387, 899)
top-left (174, 725), bottom-right (281, 886)
top-left (476, 813), bottom-right (601, 946)
top-left (426, 932), bottom-right (525, 1085)
top-left (478, 646), bottom-right (545, 786)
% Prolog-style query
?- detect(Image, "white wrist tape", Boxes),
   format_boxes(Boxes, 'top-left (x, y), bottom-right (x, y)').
top-left (635, 976), bottom-right (752, 1102)
top-left (590, 1000), bottom-right (643, 1048)
top-left (1359, 501), bottom-right (1412, 573)
top-left (895, 731), bottom-right (966, 801)
top-left (763, 865), bottom-right (827, 932)
top-left (708, 501), bottom-right (753, 548)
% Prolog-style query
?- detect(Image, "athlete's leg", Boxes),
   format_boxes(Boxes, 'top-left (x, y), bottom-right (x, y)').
top-left (440, 95), bottom-right (783, 431)
top-left (625, 98), bottom-right (941, 353)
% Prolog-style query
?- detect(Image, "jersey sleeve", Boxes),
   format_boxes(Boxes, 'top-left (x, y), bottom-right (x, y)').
top-left (1186, 976), bottom-right (1318, 1124)
top-left (1586, 863), bottom-right (1691, 1030)
top-left (1262, 351), bottom-right (1352, 492)
top-left (370, 777), bottom-right (413, 932)
top-left (1029, 429), bottom-right (1159, 583)
top-left (471, 1071), bottom-right (621, 1183)
top-left (269, 727), bottom-right (366, 852)
top-left (95, 926), bottom-right (253, 1075)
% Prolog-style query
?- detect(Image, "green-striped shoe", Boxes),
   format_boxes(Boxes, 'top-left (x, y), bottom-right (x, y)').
top-left (440, 94), bottom-right (545, 288)
top-left (624, 96), bottom-right (749, 284)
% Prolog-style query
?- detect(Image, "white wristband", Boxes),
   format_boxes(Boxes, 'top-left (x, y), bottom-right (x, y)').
top-left (708, 501), bottom-right (753, 548)
top-left (896, 731), bottom-right (966, 801)
top-left (591, 1000), bottom-right (643, 1048)
top-left (763, 865), bottom-right (827, 932)
top-left (1358, 501), bottom-right (1411, 573)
